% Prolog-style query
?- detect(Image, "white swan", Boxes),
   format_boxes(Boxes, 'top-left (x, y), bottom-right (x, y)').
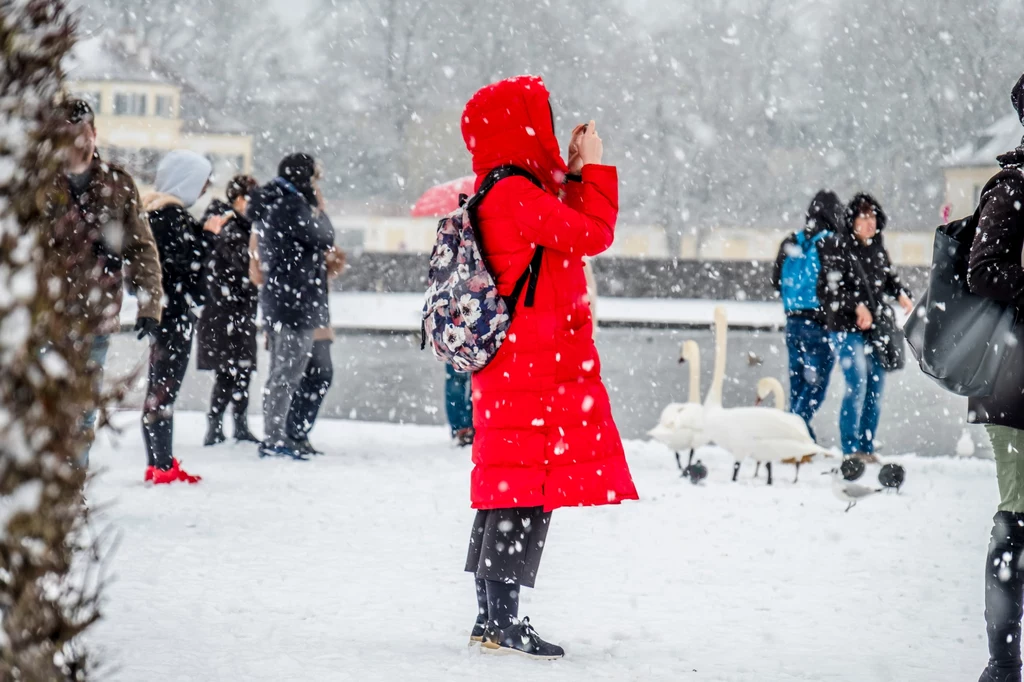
top-left (754, 376), bottom-right (787, 409)
top-left (701, 307), bottom-right (829, 485)
top-left (752, 377), bottom-right (830, 482)
top-left (649, 340), bottom-right (704, 473)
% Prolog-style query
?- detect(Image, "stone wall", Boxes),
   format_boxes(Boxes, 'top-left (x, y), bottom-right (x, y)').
top-left (334, 252), bottom-right (929, 301)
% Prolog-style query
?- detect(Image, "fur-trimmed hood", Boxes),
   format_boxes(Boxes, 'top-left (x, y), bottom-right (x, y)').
top-left (844, 192), bottom-right (888, 234)
top-left (141, 191), bottom-right (184, 213)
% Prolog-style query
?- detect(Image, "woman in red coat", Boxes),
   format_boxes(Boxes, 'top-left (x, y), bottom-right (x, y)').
top-left (461, 75), bottom-right (639, 659)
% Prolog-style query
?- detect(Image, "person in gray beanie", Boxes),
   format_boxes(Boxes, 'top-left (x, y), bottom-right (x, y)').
top-left (140, 150), bottom-right (214, 484)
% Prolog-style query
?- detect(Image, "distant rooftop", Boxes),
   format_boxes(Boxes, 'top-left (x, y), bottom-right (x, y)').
top-left (66, 33), bottom-right (249, 136)
top-left (66, 34), bottom-right (168, 85)
top-left (945, 114), bottom-right (1023, 168)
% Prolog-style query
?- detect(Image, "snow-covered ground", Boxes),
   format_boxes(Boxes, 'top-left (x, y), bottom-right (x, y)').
top-left (89, 412), bottom-right (993, 681)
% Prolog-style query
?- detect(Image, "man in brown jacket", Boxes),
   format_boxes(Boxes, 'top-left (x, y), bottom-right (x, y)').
top-left (50, 99), bottom-right (163, 466)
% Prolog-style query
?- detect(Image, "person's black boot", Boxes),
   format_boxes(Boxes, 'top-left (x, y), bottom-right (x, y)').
top-left (481, 618), bottom-right (565, 660)
top-left (204, 414), bottom-right (226, 446)
top-left (981, 511), bottom-right (1024, 682)
top-left (233, 413), bottom-right (260, 444)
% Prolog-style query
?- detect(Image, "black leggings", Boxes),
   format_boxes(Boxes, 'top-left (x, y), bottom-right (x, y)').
top-left (209, 364), bottom-right (253, 419)
top-left (142, 313), bottom-right (194, 470)
top-left (466, 507), bottom-right (551, 629)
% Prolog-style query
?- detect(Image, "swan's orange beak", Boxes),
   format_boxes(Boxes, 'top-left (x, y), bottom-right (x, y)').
top-left (678, 358), bottom-right (686, 364)
top-left (753, 396), bottom-right (763, 406)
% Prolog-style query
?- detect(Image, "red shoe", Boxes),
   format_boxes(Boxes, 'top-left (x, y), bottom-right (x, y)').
top-left (145, 459), bottom-right (201, 485)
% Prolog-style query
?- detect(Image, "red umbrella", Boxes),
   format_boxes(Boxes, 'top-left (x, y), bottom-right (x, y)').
top-left (410, 175), bottom-right (476, 217)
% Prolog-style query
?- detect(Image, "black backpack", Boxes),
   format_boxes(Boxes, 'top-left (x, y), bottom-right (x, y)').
top-left (904, 206), bottom-right (1018, 396)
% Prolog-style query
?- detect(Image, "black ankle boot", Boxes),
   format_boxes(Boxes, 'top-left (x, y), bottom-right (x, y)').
top-left (233, 413), bottom-right (260, 443)
top-left (981, 512), bottom-right (1024, 682)
top-left (204, 414), bottom-right (226, 446)
top-left (481, 618), bottom-right (565, 660)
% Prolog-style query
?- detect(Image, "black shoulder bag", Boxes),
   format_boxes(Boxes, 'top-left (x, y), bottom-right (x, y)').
top-left (904, 205), bottom-right (1019, 396)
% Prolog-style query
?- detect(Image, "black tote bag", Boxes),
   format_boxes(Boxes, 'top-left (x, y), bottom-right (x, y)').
top-left (904, 211), bottom-right (1018, 397)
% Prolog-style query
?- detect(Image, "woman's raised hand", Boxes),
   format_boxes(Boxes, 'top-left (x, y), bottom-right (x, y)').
top-left (578, 120), bottom-right (603, 168)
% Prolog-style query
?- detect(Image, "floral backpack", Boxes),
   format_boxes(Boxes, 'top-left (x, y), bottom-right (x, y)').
top-left (421, 165), bottom-right (544, 373)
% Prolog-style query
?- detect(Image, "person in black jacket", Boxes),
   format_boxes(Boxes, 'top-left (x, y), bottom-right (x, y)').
top-left (197, 175), bottom-right (261, 446)
top-left (140, 150), bottom-right (213, 484)
top-left (818, 193), bottom-right (913, 460)
top-left (969, 73), bottom-right (1024, 682)
top-left (248, 153), bottom-right (335, 460)
top-left (770, 190), bottom-right (843, 440)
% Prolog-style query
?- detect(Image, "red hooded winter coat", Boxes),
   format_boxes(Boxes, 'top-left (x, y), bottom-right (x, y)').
top-left (462, 75), bottom-right (639, 512)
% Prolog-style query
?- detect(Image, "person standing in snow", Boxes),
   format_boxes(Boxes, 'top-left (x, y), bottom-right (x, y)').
top-left (140, 150), bottom-right (214, 485)
top-left (247, 209), bottom-right (342, 458)
top-left (770, 190), bottom-right (843, 440)
top-left (196, 175), bottom-right (261, 446)
top-left (248, 153), bottom-right (335, 460)
top-left (284, 244), bottom-right (344, 455)
top-left (968, 73), bottom-right (1024, 682)
top-left (48, 99), bottom-right (164, 467)
top-left (818, 194), bottom-right (913, 461)
top-left (461, 76), bottom-right (639, 659)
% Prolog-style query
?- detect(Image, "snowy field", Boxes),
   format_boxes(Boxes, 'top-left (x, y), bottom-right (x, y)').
top-left (88, 412), bottom-right (993, 681)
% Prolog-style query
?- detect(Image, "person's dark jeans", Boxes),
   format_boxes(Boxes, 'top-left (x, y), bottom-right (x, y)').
top-left (79, 334), bottom-right (110, 468)
top-left (785, 316), bottom-right (834, 441)
top-left (445, 364), bottom-right (473, 435)
top-left (142, 314), bottom-right (194, 470)
top-left (287, 339), bottom-right (333, 441)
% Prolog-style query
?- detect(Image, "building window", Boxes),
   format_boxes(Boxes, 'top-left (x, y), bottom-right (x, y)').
top-left (76, 91), bottom-right (102, 114)
top-left (113, 93), bottom-right (147, 116)
top-left (155, 95), bottom-right (174, 118)
top-left (104, 146), bottom-right (161, 185)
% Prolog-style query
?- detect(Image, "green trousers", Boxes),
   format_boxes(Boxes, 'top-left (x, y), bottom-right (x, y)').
top-left (988, 425), bottom-right (1024, 513)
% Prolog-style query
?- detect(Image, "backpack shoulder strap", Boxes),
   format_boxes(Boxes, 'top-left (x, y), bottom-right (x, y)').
top-left (465, 165), bottom-right (544, 210)
top-left (464, 166), bottom-right (546, 315)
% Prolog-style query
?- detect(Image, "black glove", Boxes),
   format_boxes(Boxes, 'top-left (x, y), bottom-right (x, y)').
top-left (134, 316), bottom-right (159, 340)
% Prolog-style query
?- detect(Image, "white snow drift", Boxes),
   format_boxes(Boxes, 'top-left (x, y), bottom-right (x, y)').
top-left (87, 412), bottom-right (994, 681)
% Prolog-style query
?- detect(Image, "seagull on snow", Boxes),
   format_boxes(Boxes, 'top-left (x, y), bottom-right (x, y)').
top-left (824, 468), bottom-right (883, 512)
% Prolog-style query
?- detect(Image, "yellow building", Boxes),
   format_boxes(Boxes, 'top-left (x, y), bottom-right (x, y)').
top-left (65, 34), bottom-right (253, 198)
top-left (943, 114), bottom-right (1020, 220)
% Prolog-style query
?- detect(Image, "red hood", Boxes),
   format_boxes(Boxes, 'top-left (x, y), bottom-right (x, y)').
top-left (461, 75), bottom-right (568, 196)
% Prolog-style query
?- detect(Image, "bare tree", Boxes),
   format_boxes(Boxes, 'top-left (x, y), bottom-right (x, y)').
top-left (0, 1), bottom-right (105, 678)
